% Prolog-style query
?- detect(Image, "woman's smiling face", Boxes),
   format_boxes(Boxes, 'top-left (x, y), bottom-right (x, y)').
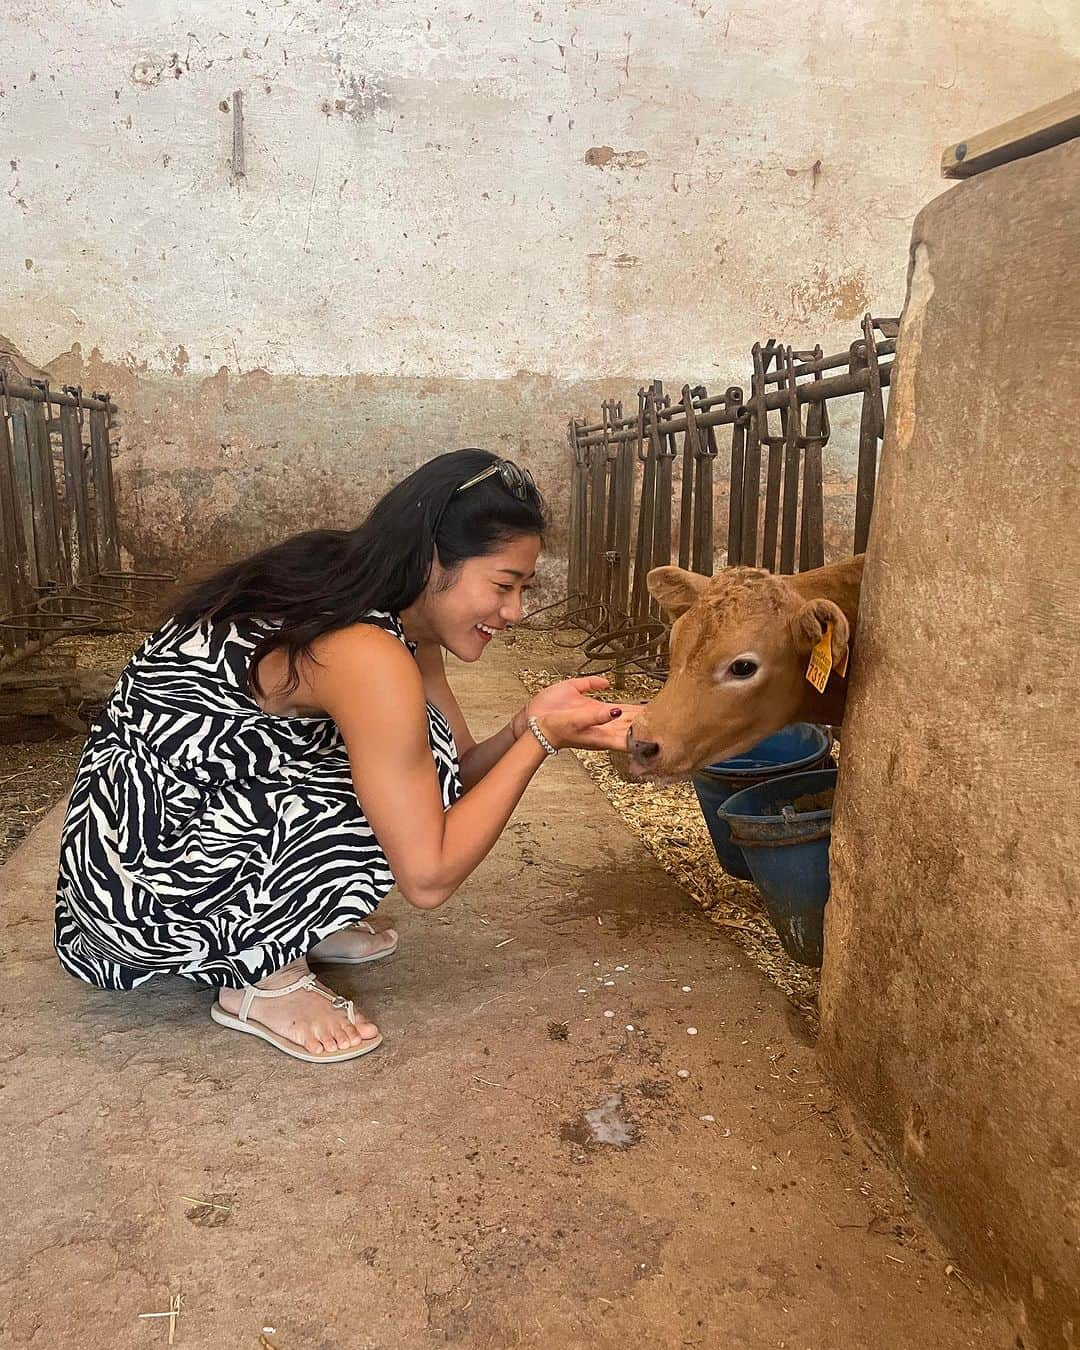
top-left (419, 532), bottom-right (540, 660)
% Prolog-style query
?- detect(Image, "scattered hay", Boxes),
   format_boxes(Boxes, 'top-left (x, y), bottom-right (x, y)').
top-left (0, 736), bottom-right (85, 866)
top-left (0, 630), bottom-right (145, 866)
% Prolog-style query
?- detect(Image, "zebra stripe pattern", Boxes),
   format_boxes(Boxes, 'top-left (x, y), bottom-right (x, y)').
top-left (54, 611), bottom-right (462, 990)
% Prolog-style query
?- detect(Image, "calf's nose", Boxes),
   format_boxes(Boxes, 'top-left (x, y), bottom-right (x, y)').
top-left (627, 729), bottom-right (661, 763)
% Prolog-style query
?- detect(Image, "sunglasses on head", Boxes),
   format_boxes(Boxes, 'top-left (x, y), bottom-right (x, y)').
top-left (453, 459), bottom-right (536, 501)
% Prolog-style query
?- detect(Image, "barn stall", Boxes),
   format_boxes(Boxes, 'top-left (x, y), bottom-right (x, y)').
top-left (1, 5), bottom-right (1077, 1345)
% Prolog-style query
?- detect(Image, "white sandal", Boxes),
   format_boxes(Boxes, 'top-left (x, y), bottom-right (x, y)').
top-left (309, 921), bottom-right (399, 966)
top-left (210, 972), bottom-right (383, 1063)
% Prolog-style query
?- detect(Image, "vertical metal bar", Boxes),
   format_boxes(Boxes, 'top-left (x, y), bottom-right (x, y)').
top-left (741, 345), bottom-right (765, 567)
top-left (39, 385), bottom-right (71, 585)
top-left (800, 401), bottom-right (826, 570)
top-left (0, 402), bottom-right (31, 657)
top-left (854, 314), bottom-right (885, 555)
top-left (854, 391), bottom-right (879, 553)
top-left (574, 421), bottom-right (590, 599)
top-left (760, 344), bottom-right (784, 573)
top-left (89, 405), bottom-right (121, 572)
top-left (682, 384), bottom-right (710, 575)
top-left (724, 387), bottom-right (745, 567)
top-left (59, 401), bottom-right (94, 583)
top-left (691, 393), bottom-right (718, 578)
top-left (8, 402), bottom-right (38, 589)
top-left (651, 387), bottom-right (676, 662)
top-left (650, 386), bottom-right (673, 608)
top-left (611, 430), bottom-right (634, 624)
top-left (799, 348), bottom-right (827, 571)
top-left (630, 388), bottom-right (657, 624)
top-left (601, 401), bottom-right (620, 612)
top-left (677, 388), bottom-right (696, 569)
top-left (587, 437), bottom-right (607, 606)
top-left (862, 313), bottom-right (886, 439)
top-left (779, 347), bottom-right (802, 575)
top-left (695, 425), bottom-right (716, 575)
top-left (28, 389), bottom-right (64, 587)
top-left (566, 420), bottom-right (585, 597)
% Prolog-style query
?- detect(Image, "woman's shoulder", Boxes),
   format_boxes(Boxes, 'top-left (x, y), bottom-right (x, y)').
top-left (306, 618), bottom-right (426, 724)
top-left (311, 615), bottom-right (416, 671)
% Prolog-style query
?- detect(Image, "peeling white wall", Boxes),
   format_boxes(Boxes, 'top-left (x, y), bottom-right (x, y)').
top-left (5, 0), bottom-right (1078, 381)
top-left (2, 1), bottom-right (1077, 576)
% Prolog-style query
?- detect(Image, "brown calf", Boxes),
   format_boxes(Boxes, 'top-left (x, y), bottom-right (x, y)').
top-left (626, 555), bottom-right (864, 779)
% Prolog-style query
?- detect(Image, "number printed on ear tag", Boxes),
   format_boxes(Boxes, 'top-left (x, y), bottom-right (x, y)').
top-left (806, 623), bottom-right (834, 694)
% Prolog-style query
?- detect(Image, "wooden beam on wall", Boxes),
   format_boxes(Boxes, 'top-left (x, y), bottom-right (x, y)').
top-left (942, 90), bottom-right (1080, 179)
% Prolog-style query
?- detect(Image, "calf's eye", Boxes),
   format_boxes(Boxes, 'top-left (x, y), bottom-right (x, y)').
top-left (729, 659), bottom-right (758, 679)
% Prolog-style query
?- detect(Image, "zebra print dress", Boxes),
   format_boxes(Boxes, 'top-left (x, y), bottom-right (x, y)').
top-left (54, 611), bottom-right (462, 991)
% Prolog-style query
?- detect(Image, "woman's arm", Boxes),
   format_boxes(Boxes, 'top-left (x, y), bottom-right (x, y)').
top-left (305, 625), bottom-right (621, 910)
top-left (412, 640), bottom-right (516, 791)
top-left (412, 640), bottom-right (637, 793)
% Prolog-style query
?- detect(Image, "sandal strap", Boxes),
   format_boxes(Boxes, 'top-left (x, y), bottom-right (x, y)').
top-left (310, 979), bottom-right (356, 1026)
top-left (238, 973), bottom-right (317, 1022)
top-left (237, 973), bottom-right (355, 1027)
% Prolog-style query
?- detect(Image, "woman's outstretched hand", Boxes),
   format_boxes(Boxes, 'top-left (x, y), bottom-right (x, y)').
top-left (516, 676), bottom-right (645, 753)
top-left (519, 675), bottom-right (613, 726)
top-left (541, 702), bottom-right (646, 752)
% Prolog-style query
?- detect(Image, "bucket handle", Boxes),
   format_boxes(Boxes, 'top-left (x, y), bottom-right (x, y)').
top-left (731, 827), bottom-right (832, 849)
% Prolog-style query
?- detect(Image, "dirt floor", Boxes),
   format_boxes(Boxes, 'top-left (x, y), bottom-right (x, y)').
top-left (0, 637), bottom-right (1013, 1348)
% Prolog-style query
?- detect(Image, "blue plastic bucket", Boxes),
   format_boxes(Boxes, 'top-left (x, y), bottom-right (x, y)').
top-left (716, 767), bottom-right (837, 967)
top-left (692, 724), bottom-right (832, 881)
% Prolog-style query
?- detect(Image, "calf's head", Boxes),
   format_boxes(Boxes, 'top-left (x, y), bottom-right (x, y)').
top-left (626, 565), bottom-right (849, 779)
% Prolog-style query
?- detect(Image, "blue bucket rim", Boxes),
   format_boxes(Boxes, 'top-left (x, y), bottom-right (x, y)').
top-left (717, 767), bottom-right (838, 826)
top-left (696, 723), bottom-right (832, 781)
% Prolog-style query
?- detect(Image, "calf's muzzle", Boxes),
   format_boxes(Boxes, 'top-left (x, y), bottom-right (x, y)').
top-left (627, 726), bottom-right (661, 766)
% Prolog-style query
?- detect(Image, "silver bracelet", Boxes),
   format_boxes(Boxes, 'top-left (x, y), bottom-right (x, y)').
top-left (527, 715), bottom-right (558, 757)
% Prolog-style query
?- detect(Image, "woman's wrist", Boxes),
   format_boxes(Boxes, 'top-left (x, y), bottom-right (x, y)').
top-left (527, 714), bottom-right (559, 755)
top-left (510, 704), bottom-right (530, 740)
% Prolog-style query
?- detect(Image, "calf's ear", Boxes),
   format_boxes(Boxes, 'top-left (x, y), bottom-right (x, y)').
top-left (647, 566), bottom-right (710, 619)
top-left (791, 598), bottom-right (850, 673)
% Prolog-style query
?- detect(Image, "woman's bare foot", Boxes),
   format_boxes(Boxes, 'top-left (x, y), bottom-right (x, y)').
top-left (217, 961), bottom-right (379, 1056)
top-left (308, 922), bottom-right (398, 965)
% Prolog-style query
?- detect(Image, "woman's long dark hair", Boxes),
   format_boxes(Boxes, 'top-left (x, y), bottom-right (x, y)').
top-left (172, 449), bottom-right (546, 694)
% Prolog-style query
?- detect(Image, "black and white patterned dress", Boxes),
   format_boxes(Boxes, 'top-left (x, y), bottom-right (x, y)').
top-left (54, 611), bottom-right (461, 991)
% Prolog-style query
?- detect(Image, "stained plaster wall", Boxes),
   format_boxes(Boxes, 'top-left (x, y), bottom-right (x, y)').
top-left (2, 0), bottom-right (1078, 577)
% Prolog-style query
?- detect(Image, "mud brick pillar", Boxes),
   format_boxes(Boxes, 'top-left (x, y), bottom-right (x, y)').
top-left (820, 137), bottom-right (1080, 1348)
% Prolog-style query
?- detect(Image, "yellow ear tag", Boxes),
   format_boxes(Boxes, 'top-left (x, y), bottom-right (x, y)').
top-left (806, 623), bottom-right (834, 694)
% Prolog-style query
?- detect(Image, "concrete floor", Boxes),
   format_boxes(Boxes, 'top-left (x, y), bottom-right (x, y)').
top-left (0, 647), bottom-right (1012, 1349)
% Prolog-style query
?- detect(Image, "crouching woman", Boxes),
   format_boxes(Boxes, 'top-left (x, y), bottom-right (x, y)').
top-left (55, 450), bottom-right (635, 1063)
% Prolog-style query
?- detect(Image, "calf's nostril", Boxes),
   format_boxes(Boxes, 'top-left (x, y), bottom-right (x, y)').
top-left (634, 738), bottom-right (661, 761)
